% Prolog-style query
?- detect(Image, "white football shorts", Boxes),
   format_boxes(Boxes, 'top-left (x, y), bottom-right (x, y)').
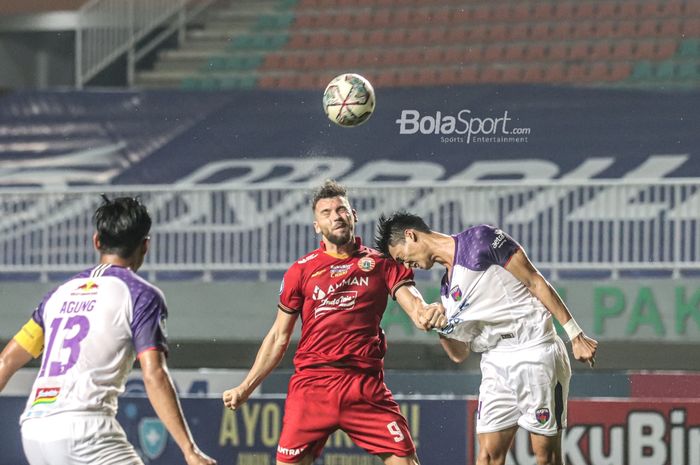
top-left (476, 336), bottom-right (571, 436)
top-left (21, 412), bottom-right (144, 465)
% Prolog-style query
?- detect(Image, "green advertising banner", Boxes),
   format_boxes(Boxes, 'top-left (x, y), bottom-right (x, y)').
top-left (1, 280), bottom-right (699, 342)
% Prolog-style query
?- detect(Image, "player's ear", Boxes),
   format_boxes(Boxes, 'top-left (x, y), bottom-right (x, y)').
top-left (352, 209), bottom-right (358, 223)
top-left (93, 232), bottom-right (101, 251)
top-left (404, 228), bottom-right (417, 242)
top-left (313, 220), bottom-right (321, 234)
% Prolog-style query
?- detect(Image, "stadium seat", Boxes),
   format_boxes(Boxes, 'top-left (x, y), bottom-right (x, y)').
top-left (631, 61), bottom-right (653, 80)
top-left (533, 3), bottom-right (552, 20)
top-left (423, 47), bottom-right (444, 65)
top-left (523, 66), bottom-right (545, 82)
top-left (654, 61), bottom-right (676, 80)
top-left (591, 41), bottom-right (613, 60)
top-left (611, 40), bottom-right (635, 60)
top-left (610, 63), bottom-right (632, 80)
top-left (589, 63), bottom-right (610, 81)
top-left (508, 23), bottom-right (530, 41)
top-left (636, 20), bottom-right (659, 37)
top-left (405, 29), bottom-right (429, 46)
top-left (595, 1), bottom-right (617, 19)
top-left (525, 43), bottom-right (547, 61)
top-left (530, 22), bottom-right (551, 40)
top-left (543, 63), bottom-right (566, 82)
top-left (568, 42), bottom-right (590, 60)
top-left (574, 3), bottom-right (595, 19)
top-left (660, 19), bottom-right (682, 37)
top-left (614, 20), bottom-right (637, 39)
top-left (677, 62), bottom-right (699, 80)
top-left (502, 66), bottom-right (524, 82)
top-left (553, 2), bottom-right (574, 20)
top-left (504, 44), bottom-right (527, 61)
top-left (483, 44), bottom-right (505, 62)
top-left (679, 39), bottom-right (700, 57)
top-left (682, 19), bottom-right (700, 36)
top-left (656, 40), bottom-right (678, 59)
top-left (547, 43), bottom-right (568, 61)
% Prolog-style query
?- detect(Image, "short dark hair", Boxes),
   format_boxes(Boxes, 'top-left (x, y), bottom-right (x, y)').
top-left (311, 179), bottom-right (349, 211)
top-left (93, 195), bottom-right (152, 258)
top-left (374, 211), bottom-right (431, 256)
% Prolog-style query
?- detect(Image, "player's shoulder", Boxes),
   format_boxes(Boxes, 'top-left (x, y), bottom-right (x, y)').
top-left (289, 248), bottom-right (323, 272)
top-left (100, 265), bottom-right (166, 301)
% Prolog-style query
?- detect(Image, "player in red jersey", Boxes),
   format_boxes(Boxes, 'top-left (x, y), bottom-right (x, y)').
top-left (223, 180), bottom-right (446, 465)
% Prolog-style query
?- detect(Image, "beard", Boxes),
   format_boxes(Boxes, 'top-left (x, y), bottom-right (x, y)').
top-left (324, 225), bottom-right (354, 246)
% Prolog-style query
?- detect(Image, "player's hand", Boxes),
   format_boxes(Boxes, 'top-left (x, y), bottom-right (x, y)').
top-left (184, 446), bottom-right (217, 465)
top-left (417, 303), bottom-right (447, 331)
top-left (571, 333), bottom-right (598, 368)
top-left (222, 385), bottom-right (249, 410)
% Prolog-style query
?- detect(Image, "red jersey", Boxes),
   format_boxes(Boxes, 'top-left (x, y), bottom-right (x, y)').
top-left (279, 237), bottom-right (414, 372)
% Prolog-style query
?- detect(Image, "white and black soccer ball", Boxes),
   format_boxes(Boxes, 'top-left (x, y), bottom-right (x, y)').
top-left (322, 73), bottom-right (375, 127)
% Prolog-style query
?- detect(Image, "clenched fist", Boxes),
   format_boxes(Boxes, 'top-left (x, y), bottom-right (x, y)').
top-left (417, 302), bottom-right (447, 331)
top-left (222, 385), bottom-right (250, 411)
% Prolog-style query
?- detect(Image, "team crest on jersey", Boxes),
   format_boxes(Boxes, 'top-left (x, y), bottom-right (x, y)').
top-left (450, 285), bottom-right (462, 301)
top-left (31, 387), bottom-right (60, 407)
top-left (330, 264), bottom-right (352, 277)
top-left (311, 268), bottom-right (327, 278)
top-left (358, 257), bottom-right (375, 272)
top-left (139, 418), bottom-right (167, 459)
top-left (536, 408), bottom-right (550, 425)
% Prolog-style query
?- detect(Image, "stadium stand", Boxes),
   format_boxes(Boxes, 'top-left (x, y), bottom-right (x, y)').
top-left (129, 0), bottom-right (700, 90)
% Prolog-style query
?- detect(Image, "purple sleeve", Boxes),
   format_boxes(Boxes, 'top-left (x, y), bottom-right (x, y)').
top-left (131, 289), bottom-right (169, 356)
top-left (31, 288), bottom-right (59, 329)
top-left (457, 225), bottom-right (520, 271)
top-left (477, 225), bottom-right (520, 267)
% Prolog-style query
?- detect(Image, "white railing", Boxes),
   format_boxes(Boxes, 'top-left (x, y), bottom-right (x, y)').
top-left (0, 181), bottom-right (698, 280)
top-left (75, 0), bottom-right (216, 88)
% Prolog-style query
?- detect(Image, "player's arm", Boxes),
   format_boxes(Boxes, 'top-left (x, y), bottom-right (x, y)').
top-left (0, 318), bottom-right (44, 392)
top-left (394, 285), bottom-right (447, 331)
top-left (505, 248), bottom-right (598, 366)
top-left (139, 350), bottom-right (216, 465)
top-left (438, 334), bottom-right (470, 363)
top-left (223, 309), bottom-right (298, 410)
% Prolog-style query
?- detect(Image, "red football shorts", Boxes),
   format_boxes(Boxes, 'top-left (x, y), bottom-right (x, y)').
top-left (276, 368), bottom-right (416, 463)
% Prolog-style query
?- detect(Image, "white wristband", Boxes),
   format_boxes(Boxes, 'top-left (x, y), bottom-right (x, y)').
top-left (562, 318), bottom-right (583, 341)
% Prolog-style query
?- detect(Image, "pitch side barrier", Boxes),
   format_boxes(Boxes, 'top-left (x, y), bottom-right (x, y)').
top-left (0, 395), bottom-right (698, 465)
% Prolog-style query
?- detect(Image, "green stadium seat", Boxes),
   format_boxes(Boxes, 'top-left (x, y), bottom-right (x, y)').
top-left (654, 61), bottom-right (676, 80)
top-left (677, 62), bottom-right (698, 80)
top-left (631, 61), bottom-right (653, 80)
top-left (679, 39), bottom-right (700, 57)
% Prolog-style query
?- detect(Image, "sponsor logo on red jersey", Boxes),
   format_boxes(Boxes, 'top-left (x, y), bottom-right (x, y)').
top-left (315, 291), bottom-right (358, 317)
top-left (298, 253), bottom-right (318, 264)
top-left (310, 268), bottom-right (327, 278)
top-left (330, 264), bottom-right (352, 277)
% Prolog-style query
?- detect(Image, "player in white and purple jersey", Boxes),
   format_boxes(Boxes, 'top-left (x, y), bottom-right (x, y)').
top-left (0, 196), bottom-right (215, 465)
top-left (375, 212), bottom-right (597, 465)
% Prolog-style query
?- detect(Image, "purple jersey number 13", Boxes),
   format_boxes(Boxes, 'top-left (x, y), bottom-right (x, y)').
top-left (39, 315), bottom-right (91, 377)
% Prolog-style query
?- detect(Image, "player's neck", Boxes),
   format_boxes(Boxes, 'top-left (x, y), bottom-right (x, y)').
top-left (430, 232), bottom-right (456, 269)
top-left (322, 237), bottom-right (357, 257)
top-left (98, 254), bottom-right (140, 271)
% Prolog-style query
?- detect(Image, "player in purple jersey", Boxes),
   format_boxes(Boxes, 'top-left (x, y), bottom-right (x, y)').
top-left (376, 212), bottom-right (597, 465)
top-left (0, 196), bottom-right (215, 465)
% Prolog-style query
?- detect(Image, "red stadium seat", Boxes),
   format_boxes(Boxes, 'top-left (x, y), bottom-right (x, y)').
top-left (387, 29), bottom-right (406, 46)
top-left (480, 67), bottom-right (503, 83)
top-left (257, 75), bottom-right (278, 89)
top-left (544, 63), bottom-right (566, 82)
top-left (487, 24), bottom-right (509, 41)
top-left (525, 43), bottom-right (547, 61)
top-left (402, 49), bottom-right (425, 67)
top-left (566, 63), bottom-right (588, 81)
top-left (510, 4), bottom-right (531, 21)
top-left (659, 0), bottom-right (684, 16)
top-left (610, 62), bottom-right (632, 80)
top-left (492, 4), bottom-right (511, 22)
top-left (682, 19), bottom-right (700, 36)
top-left (589, 62), bottom-right (610, 81)
top-left (327, 32), bottom-right (348, 48)
top-left (346, 31), bottom-right (366, 47)
top-left (572, 22), bottom-right (596, 39)
top-left (611, 40), bottom-right (635, 59)
top-left (530, 22), bottom-right (551, 40)
top-left (417, 69), bottom-right (439, 86)
top-left (472, 4), bottom-right (491, 22)
top-left (660, 19), bottom-right (682, 37)
top-left (595, 1), bottom-right (617, 19)
top-left (381, 49), bottom-right (402, 67)
top-left (452, 8), bottom-right (470, 23)
top-left (427, 28), bottom-right (448, 44)
top-left (523, 66), bottom-right (545, 82)
top-left (637, 20), bottom-right (659, 37)
top-left (508, 23), bottom-right (530, 40)
top-left (504, 43), bottom-right (527, 61)
top-left (655, 40), bottom-right (678, 59)
top-left (574, 3), bottom-right (595, 19)
top-left (342, 50), bottom-right (362, 67)
top-left (590, 41), bottom-right (613, 60)
top-left (287, 34), bottom-right (308, 49)
top-left (351, 11), bottom-right (372, 28)
top-left (618, 2), bottom-right (639, 18)
top-left (533, 3), bottom-right (553, 20)
top-left (502, 66), bottom-right (523, 82)
top-left (568, 42), bottom-right (590, 60)
top-left (550, 21), bottom-right (572, 40)
top-left (447, 28), bottom-right (470, 42)
top-left (405, 29), bottom-right (429, 46)
top-left (423, 47), bottom-right (443, 64)
top-left (483, 44), bottom-right (505, 62)
top-left (640, 2), bottom-right (659, 18)
top-left (547, 43), bottom-right (568, 61)
top-left (457, 66), bottom-right (479, 83)
top-left (614, 20), bottom-right (637, 38)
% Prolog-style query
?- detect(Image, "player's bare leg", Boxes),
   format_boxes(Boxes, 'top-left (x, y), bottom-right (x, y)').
top-left (476, 426), bottom-right (518, 465)
top-left (529, 431), bottom-right (563, 465)
top-left (277, 452), bottom-right (314, 465)
top-left (378, 452), bottom-right (420, 465)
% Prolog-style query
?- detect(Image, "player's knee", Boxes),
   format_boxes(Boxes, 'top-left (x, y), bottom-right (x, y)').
top-left (476, 448), bottom-right (507, 465)
top-left (533, 448), bottom-right (559, 465)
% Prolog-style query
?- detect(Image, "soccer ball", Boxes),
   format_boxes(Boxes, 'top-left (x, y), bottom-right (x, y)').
top-left (322, 73), bottom-right (375, 127)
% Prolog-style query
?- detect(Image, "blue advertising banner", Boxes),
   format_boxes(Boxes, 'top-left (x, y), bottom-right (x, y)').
top-left (0, 86), bottom-right (698, 188)
top-left (0, 396), bottom-right (468, 465)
